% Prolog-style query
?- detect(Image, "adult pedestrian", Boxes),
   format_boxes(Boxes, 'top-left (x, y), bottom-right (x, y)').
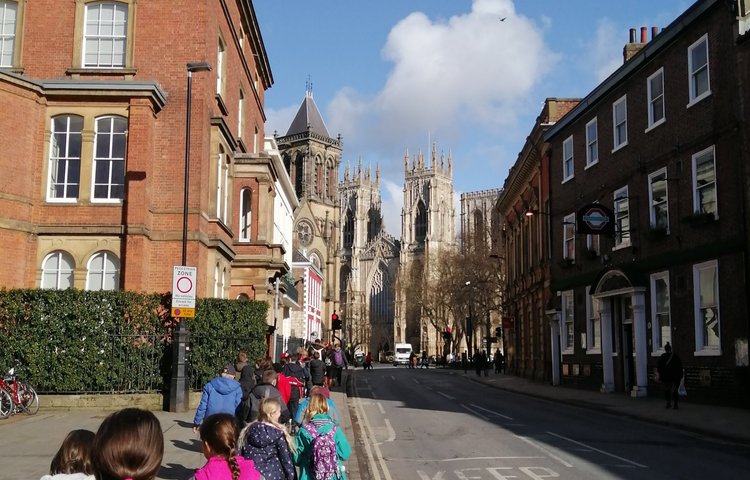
top-left (408, 351), bottom-right (416, 369)
top-left (308, 350), bottom-right (326, 386)
top-left (657, 342), bottom-right (684, 409)
top-left (462, 351), bottom-right (468, 374)
top-left (282, 353), bottom-right (309, 416)
top-left (235, 352), bottom-right (249, 381)
top-left (194, 364), bottom-right (243, 433)
top-left (420, 351), bottom-right (429, 369)
top-left (331, 344), bottom-right (347, 387)
top-left (364, 352), bottom-right (373, 370)
top-left (494, 349), bottom-right (505, 374)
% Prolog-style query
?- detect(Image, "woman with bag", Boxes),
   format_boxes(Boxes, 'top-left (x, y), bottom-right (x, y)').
top-left (656, 342), bottom-right (684, 409)
top-left (294, 393), bottom-right (351, 479)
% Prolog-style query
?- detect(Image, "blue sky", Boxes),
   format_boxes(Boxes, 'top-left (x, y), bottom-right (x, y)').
top-left (255, 0), bottom-right (693, 235)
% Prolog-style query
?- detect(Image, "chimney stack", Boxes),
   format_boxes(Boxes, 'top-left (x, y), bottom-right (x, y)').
top-left (623, 25), bottom-right (657, 63)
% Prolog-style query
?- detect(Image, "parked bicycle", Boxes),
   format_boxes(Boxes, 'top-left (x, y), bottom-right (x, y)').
top-left (0, 367), bottom-right (39, 417)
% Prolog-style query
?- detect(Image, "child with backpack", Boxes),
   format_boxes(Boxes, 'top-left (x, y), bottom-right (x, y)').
top-left (294, 392), bottom-right (351, 480)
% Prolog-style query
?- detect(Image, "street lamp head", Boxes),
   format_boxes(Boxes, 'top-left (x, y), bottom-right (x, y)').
top-left (465, 280), bottom-right (471, 286)
top-left (187, 61), bottom-right (212, 73)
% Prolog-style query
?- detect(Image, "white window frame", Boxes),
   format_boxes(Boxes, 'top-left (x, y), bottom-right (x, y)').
top-left (216, 148), bottom-right (229, 224)
top-left (239, 188), bottom-right (252, 242)
top-left (687, 34), bottom-right (711, 106)
top-left (85, 251), bottom-right (120, 291)
top-left (214, 263), bottom-right (220, 298)
top-left (612, 95), bottom-right (628, 151)
top-left (693, 260), bottom-right (720, 355)
top-left (563, 213), bottom-right (575, 261)
top-left (692, 146), bottom-right (717, 217)
top-left (650, 271), bottom-right (672, 354)
top-left (613, 186), bottom-right (630, 249)
top-left (561, 290), bottom-right (575, 354)
top-left (91, 115), bottom-right (127, 203)
top-left (562, 135), bottom-right (574, 182)
top-left (216, 37), bottom-right (225, 96)
top-left (47, 115), bottom-right (83, 203)
top-left (586, 234), bottom-right (600, 256)
top-left (0, 0), bottom-right (18, 67)
top-left (237, 89), bottom-right (244, 139)
top-left (585, 293), bottom-right (601, 354)
top-left (648, 168), bottom-right (669, 231)
top-left (83, 1), bottom-right (128, 68)
top-left (646, 68), bottom-right (665, 131)
top-left (41, 251), bottom-right (75, 290)
top-left (585, 117), bottom-right (598, 168)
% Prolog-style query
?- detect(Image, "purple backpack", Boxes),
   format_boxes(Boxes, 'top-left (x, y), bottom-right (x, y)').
top-left (305, 422), bottom-right (340, 480)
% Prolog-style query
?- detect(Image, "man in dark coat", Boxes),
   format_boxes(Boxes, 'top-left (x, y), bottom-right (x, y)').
top-left (657, 342), bottom-right (684, 409)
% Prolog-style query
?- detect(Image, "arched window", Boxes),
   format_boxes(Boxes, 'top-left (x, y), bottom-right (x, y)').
top-left (294, 153), bottom-right (304, 198)
top-left (310, 253), bottom-right (321, 269)
top-left (214, 263), bottom-right (220, 298)
top-left (239, 188), bottom-right (252, 241)
top-left (92, 115), bottom-right (127, 201)
top-left (473, 208), bottom-right (485, 249)
top-left (415, 200), bottom-right (427, 244)
top-left (327, 160), bottom-right (335, 200)
top-left (216, 145), bottom-right (229, 224)
top-left (343, 209), bottom-right (354, 249)
top-left (86, 251), bottom-right (120, 291)
top-left (41, 251), bottom-right (75, 290)
top-left (340, 266), bottom-right (351, 305)
top-left (221, 267), bottom-right (227, 299)
top-left (367, 208), bottom-right (381, 242)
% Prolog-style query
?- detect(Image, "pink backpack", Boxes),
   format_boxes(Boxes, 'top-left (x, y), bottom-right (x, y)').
top-left (305, 422), bottom-right (340, 480)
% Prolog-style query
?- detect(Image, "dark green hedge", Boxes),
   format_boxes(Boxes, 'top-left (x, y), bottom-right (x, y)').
top-left (0, 289), bottom-right (268, 393)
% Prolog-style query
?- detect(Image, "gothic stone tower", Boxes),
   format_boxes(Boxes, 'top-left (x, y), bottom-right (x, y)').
top-left (398, 144), bottom-right (456, 353)
top-left (339, 161), bottom-right (399, 355)
top-left (276, 90), bottom-right (341, 340)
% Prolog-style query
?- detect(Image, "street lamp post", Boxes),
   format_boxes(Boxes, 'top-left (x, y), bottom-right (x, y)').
top-left (169, 61), bottom-right (211, 413)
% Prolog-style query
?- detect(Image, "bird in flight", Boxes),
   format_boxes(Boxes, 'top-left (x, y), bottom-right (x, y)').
top-left (499, 17), bottom-right (507, 22)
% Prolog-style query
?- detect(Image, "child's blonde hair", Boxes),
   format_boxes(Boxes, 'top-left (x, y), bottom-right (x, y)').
top-left (304, 392), bottom-right (329, 423)
top-left (238, 397), bottom-right (295, 452)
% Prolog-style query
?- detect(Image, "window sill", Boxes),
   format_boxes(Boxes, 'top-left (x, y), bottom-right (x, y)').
top-left (612, 242), bottom-right (631, 251)
top-left (90, 199), bottom-right (124, 205)
top-left (687, 91), bottom-right (712, 109)
top-left (561, 175), bottom-right (574, 184)
top-left (46, 198), bottom-right (78, 204)
top-left (611, 141), bottom-right (628, 154)
top-left (561, 349), bottom-right (574, 356)
top-left (586, 348), bottom-right (601, 355)
top-left (216, 93), bottom-right (229, 116)
top-left (67, 67), bottom-right (138, 78)
top-left (584, 160), bottom-right (599, 170)
top-left (693, 348), bottom-right (721, 357)
top-left (644, 118), bottom-right (665, 133)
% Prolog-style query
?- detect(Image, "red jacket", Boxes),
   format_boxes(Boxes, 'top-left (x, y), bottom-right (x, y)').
top-left (276, 373), bottom-right (291, 404)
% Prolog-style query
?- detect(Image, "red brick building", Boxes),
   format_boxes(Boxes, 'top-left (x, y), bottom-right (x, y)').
top-left (0, 1), bottom-right (293, 308)
top-left (543, 0), bottom-right (750, 404)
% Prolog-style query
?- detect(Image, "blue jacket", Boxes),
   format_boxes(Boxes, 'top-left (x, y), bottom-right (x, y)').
top-left (193, 376), bottom-right (242, 426)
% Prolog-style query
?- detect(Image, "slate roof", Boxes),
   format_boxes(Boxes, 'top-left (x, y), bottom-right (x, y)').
top-left (285, 91), bottom-right (331, 138)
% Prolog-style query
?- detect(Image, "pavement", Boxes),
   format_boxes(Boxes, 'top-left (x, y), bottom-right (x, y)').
top-left (2, 368), bottom-right (748, 480)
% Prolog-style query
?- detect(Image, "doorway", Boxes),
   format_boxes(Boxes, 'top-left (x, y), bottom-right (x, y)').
top-left (612, 296), bottom-right (634, 393)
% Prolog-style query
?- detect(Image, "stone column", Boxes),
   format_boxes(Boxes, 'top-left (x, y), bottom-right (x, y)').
top-left (631, 290), bottom-right (649, 397)
top-left (600, 298), bottom-right (614, 393)
top-left (546, 310), bottom-right (561, 386)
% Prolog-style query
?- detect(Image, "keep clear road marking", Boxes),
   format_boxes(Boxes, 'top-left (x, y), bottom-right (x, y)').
top-left (547, 431), bottom-right (648, 468)
top-left (513, 434), bottom-right (574, 468)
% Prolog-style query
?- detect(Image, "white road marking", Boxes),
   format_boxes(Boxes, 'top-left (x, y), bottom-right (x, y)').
top-left (413, 378), bottom-right (421, 384)
top-left (438, 391), bottom-right (455, 400)
top-left (352, 391), bottom-right (393, 479)
top-left (391, 375), bottom-right (396, 381)
top-left (377, 402), bottom-right (385, 414)
top-left (514, 434), bottom-right (574, 468)
top-left (460, 403), bottom-right (489, 420)
top-left (547, 431), bottom-right (648, 468)
top-left (469, 403), bottom-right (514, 420)
top-left (374, 418), bottom-right (396, 444)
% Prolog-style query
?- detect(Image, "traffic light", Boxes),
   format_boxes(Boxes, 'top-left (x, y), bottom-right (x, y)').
top-left (442, 329), bottom-right (452, 341)
top-left (495, 326), bottom-right (502, 337)
top-left (331, 312), bottom-right (342, 330)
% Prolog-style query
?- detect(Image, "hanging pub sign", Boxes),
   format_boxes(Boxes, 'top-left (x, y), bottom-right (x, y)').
top-left (576, 203), bottom-right (615, 236)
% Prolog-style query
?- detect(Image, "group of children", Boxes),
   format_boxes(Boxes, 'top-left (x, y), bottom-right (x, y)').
top-left (42, 346), bottom-right (352, 480)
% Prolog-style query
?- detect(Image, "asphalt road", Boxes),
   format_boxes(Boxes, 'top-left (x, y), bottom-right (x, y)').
top-left (349, 366), bottom-right (750, 480)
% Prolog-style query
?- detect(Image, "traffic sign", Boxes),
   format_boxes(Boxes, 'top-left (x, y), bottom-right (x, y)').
top-left (172, 266), bottom-right (196, 318)
top-left (576, 203), bottom-right (615, 236)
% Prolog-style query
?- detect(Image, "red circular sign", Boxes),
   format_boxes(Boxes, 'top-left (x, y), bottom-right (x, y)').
top-left (583, 207), bottom-right (609, 230)
top-left (176, 276), bottom-right (193, 294)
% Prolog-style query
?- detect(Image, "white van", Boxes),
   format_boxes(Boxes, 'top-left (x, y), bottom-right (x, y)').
top-left (393, 343), bottom-right (413, 366)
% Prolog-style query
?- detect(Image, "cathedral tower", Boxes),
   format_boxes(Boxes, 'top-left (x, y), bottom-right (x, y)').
top-left (339, 162), bottom-right (399, 355)
top-left (398, 144), bottom-right (456, 351)
top-left (276, 89), bottom-right (341, 338)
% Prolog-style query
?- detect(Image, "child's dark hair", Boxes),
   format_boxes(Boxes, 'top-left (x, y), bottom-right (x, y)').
top-left (50, 429), bottom-right (95, 475)
top-left (93, 408), bottom-right (164, 480)
top-left (200, 413), bottom-right (241, 480)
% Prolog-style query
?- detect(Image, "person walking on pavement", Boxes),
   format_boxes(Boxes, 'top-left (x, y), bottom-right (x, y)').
top-left (308, 350), bottom-right (326, 387)
top-left (332, 344), bottom-right (347, 387)
top-left (462, 351), bottom-right (468, 374)
top-left (194, 364), bottom-right (243, 433)
top-left (238, 397), bottom-right (297, 480)
top-left (420, 351), bottom-right (429, 369)
top-left (494, 349), bottom-right (505, 374)
top-left (657, 342), bottom-right (684, 409)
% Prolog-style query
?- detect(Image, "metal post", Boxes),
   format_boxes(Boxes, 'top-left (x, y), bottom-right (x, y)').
top-left (169, 62), bottom-right (210, 413)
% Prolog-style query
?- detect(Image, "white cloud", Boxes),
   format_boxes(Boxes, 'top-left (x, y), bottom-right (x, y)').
top-left (264, 104), bottom-right (298, 137)
top-left (381, 179), bottom-right (404, 237)
top-left (588, 18), bottom-right (623, 83)
top-left (327, 0), bottom-right (555, 168)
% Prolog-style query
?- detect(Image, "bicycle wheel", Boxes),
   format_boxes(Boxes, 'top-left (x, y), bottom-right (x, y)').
top-left (0, 388), bottom-right (12, 418)
top-left (18, 383), bottom-right (39, 415)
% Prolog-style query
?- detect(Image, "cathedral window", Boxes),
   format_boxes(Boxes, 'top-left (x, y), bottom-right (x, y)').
top-left (367, 209), bottom-right (381, 242)
top-left (415, 200), bottom-right (427, 244)
top-left (343, 209), bottom-right (354, 249)
top-left (294, 153), bottom-right (304, 199)
top-left (473, 208), bottom-right (485, 251)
